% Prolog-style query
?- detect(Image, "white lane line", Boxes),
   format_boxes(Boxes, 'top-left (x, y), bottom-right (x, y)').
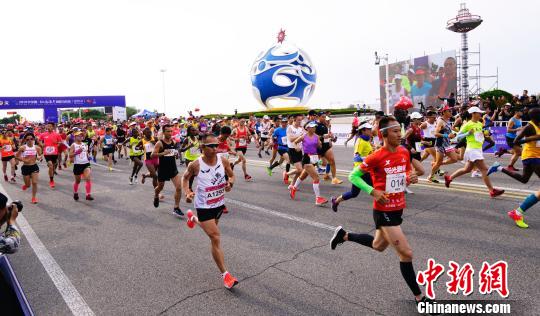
top-left (0, 184), bottom-right (95, 316)
top-left (90, 162), bottom-right (122, 172)
top-left (225, 198), bottom-right (336, 231)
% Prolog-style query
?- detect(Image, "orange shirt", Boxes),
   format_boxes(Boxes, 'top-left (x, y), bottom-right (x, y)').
top-left (0, 138), bottom-right (15, 157)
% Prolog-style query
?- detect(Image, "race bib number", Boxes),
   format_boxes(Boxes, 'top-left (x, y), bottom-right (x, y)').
top-left (105, 138), bottom-right (113, 145)
top-left (309, 154), bottom-right (319, 164)
top-left (45, 146), bottom-right (56, 154)
top-left (189, 147), bottom-right (199, 155)
top-left (238, 138), bottom-right (247, 146)
top-left (385, 173), bottom-right (406, 194)
top-left (144, 143), bottom-right (154, 152)
top-left (3, 145), bottom-right (11, 151)
top-left (414, 142), bottom-right (422, 153)
top-left (281, 136), bottom-right (287, 145)
top-left (165, 149), bottom-right (177, 157)
top-left (78, 151), bottom-right (88, 161)
top-left (474, 131), bottom-right (484, 143)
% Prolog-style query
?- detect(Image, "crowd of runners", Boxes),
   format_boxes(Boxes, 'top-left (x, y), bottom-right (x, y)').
top-left (0, 96), bottom-right (538, 311)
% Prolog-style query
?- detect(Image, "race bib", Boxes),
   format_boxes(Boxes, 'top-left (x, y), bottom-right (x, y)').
top-left (414, 142), bottom-right (422, 153)
top-left (281, 136), bottom-right (287, 145)
top-left (385, 173), bottom-right (406, 194)
top-left (309, 154), bottom-right (319, 164)
top-left (189, 146), bottom-right (199, 155)
top-left (144, 143), bottom-right (154, 152)
top-left (3, 145), bottom-right (11, 151)
top-left (238, 138), bottom-right (247, 146)
top-left (165, 149), bottom-right (177, 157)
top-left (474, 131), bottom-right (484, 143)
top-left (105, 138), bottom-right (113, 145)
top-left (324, 137), bottom-right (330, 143)
top-left (45, 146), bottom-right (56, 154)
top-left (78, 151), bottom-right (88, 161)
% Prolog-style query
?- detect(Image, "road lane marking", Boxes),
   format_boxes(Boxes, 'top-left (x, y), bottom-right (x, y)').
top-left (0, 183), bottom-right (95, 316)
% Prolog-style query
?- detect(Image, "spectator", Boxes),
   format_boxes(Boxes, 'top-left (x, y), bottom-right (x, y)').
top-left (438, 92), bottom-right (456, 108)
top-left (519, 90), bottom-right (529, 104)
top-left (500, 103), bottom-right (513, 121)
top-left (0, 194), bottom-right (21, 254)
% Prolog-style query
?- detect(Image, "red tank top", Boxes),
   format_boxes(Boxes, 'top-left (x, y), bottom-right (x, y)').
top-left (235, 127), bottom-right (248, 148)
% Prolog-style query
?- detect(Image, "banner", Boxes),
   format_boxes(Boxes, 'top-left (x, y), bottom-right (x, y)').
top-left (379, 51), bottom-right (457, 113)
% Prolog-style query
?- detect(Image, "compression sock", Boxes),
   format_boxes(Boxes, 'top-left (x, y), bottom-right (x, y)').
top-left (269, 161), bottom-right (280, 170)
top-left (400, 261), bottom-right (422, 296)
top-left (518, 194), bottom-right (539, 213)
top-left (73, 182), bottom-right (79, 193)
top-left (347, 233), bottom-right (373, 248)
top-left (285, 163), bottom-right (290, 172)
top-left (50, 176), bottom-right (53, 181)
top-left (85, 181), bottom-right (92, 195)
top-left (293, 177), bottom-right (302, 189)
top-left (325, 164), bottom-right (330, 173)
top-left (312, 180), bottom-right (320, 197)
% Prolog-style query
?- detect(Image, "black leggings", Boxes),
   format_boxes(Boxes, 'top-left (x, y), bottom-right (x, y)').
top-left (342, 172), bottom-right (372, 200)
top-left (502, 162), bottom-right (540, 183)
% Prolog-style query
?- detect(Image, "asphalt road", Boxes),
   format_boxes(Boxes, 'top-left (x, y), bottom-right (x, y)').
top-left (1, 144), bottom-right (539, 315)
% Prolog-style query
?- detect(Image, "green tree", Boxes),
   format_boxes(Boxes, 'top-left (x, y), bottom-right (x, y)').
top-left (0, 114), bottom-right (21, 124)
top-left (479, 89), bottom-right (513, 103)
top-left (126, 106), bottom-right (138, 118)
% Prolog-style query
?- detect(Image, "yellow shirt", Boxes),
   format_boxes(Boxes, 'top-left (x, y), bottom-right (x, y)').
top-left (522, 121), bottom-right (540, 160)
top-left (353, 137), bottom-right (373, 167)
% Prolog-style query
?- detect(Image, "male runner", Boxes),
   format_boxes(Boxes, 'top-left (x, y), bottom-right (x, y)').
top-left (257, 115), bottom-right (272, 158)
top-left (286, 114), bottom-right (305, 188)
top-left (231, 119), bottom-right (252, 180)
top-left (267, 118), bottom-right (291, 183)
top-left (315, 112), bottom-right (342, 184)
top-left (152, 124), bottom-right (183, 216)
top-left (39, 122), bottom-right (62, 188)
top-left (99, 127), bottom-right (116, 171)
top-left (330, 116), bottom-right (435, 308)
top-left (182, 134), bottom-right (238, 289)
top-left (428, 105), bottom-right (459, 183)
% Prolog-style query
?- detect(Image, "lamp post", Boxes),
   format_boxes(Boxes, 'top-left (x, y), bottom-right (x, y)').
top-left (375, 52), bottom-right (390, 114)
top-left (160, 69), bottom-right (167, 115)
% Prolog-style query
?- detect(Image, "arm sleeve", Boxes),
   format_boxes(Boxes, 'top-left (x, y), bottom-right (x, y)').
top-left (348, 166), bottom-right (374, 194)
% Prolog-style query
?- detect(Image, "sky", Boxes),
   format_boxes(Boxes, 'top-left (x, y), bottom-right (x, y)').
top-left (1, 0), bottom-right (538, 121)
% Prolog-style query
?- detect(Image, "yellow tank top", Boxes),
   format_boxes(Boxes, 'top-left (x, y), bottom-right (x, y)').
top-left (522, 121), bottom-right (540, 160)
top-left (184, 137), bottom-right (200, 161)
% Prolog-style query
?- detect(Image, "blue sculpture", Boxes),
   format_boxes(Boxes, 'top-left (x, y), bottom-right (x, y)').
top-left (251, 42), bottom-right (317, 109)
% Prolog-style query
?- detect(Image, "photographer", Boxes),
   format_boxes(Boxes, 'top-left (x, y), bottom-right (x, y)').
top-left (0, 193), bottom-right (21, 254)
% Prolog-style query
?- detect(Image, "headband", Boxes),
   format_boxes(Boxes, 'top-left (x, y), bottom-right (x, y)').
top-left (379, 124), bottom-right (401, 132)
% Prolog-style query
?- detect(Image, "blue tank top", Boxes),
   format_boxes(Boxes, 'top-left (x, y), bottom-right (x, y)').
top-left (303, 134), bottom-right (319, 155)
top-left (505, 117), bottom-right (522, 138)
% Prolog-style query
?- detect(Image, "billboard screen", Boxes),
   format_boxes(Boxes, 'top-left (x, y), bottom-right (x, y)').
top-left (379, 50), bottom-right (457, 113)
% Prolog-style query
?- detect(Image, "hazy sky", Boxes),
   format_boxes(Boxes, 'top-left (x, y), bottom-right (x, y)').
top-left (1, 0), bottom-right (538, 120)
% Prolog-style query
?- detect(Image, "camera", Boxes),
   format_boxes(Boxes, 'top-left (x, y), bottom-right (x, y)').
top-left (9, 200), bottom-right (23, 213)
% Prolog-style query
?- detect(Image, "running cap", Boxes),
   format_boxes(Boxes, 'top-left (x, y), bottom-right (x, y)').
top-left (410, 112), bottom-right (423, 119)
top-left (359, 122), bottom-right (373, 130)
top-left (467, 106), bottom-right (485, 114)
top-left (306, 121), bottom-right (317, 128)
top-left (263, 115), bottom-right (269, 119)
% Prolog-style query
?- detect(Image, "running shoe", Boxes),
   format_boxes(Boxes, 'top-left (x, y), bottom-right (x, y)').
top-left (331, 196), bottom-right (339, 212)
top-left (186, 209), bottom-right (196, 229)
top-left (315, 196), bottom-right (328, 206)
top-left (330, 226), bottom-right (346, 250)
top-left (265, 150), bottom-right (270, 155)
top-left (173, 207), bottom-right (184, 217)
top-left (153, 196), bottom-right (160, 208)
top-left (507, 209), bottom-right (528, 228)
top-left (223, 272), bottom-right (238, 289)
top-left (244, 174), bottom-right (253, 182)
top-left (108, 167), bottom-right (113, 172)
top-left (21, 185), bottom-right (28, 191)
top-left (331, 177), bottom-right (343, 185)
top-left (289, 186), bottom-right (297, 200)
top-left (471, 170), bottom-right (482, 178)
top-left (222, 206), bottom-right (228, 214)
top-left (266, 167), bottom-right (273, 176)
top-left (444, 175), bottom-right (452, 188)
top-left (9, 177), bottom-right (15, 183)
top-left (487, 162), bottom-right (501, 176)
top-left (427, 176), bottom-right (439, 184)
top-left (49, 181), bottom-right (55, 189)
top-left (31, 197), bottom-right (38, 204)
top-left (141, 175), bottom-right (146, 184)
top-left (73, 193), bottom-right (79, 201)
top-left (507, 165), bottom-right (520, 172)
top-left (134, 176), bottom-right (138, 184)
top-left (494, 148), bottom-right (507, 158)
top-left (317, 167), bottom-right (325, 175)
top-left (3, 175), bottom-right (8, 182)
top-left (282, 171), bottom-right (289, 185)
top-left (437, 169), bottom-right (446, 177)
top-left (489, 188), bottom-right (505, 198)
top-left (257, 152), bottom-right (262, 158)
top-left (85, 194), bottom-right (94, 201)
top-left (129, 176), bottom-right (133, 185)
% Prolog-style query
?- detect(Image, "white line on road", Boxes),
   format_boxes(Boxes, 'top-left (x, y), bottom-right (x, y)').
top-left (90, 161), bottom-right (122, 172)
top-left (225, 198), bottom-right (336, 231)
top-left (0, 184), bottom-right (95, 316)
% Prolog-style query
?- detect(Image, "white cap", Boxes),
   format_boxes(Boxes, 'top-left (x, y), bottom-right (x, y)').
top-left (410, 112), bottom-right (423, 119)
top-left (394, 74), bottom-right (402, 81)
top-left (359, 122), bottom-right (373, 129)
top-left (306, 121), bottom-right (317, 128)
top-left (129, 121), bottom-right (137, 126)
top-left (467, 106), bottom-right (485, 114)
top-left (263, 115), bottom-right (269, 119)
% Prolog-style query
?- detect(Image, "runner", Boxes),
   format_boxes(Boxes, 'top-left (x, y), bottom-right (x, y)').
top-left (488, 108), bottom-right (540, 228)
top-left (286, 114), bottom-right (305, 188)
top-left (182, 134), bottom-right (238, 289)
top-left (403, 112), bottom-right (426, 193)
top-left (419, 111), bottom-right (438, 163)
top-left (141, 128), bottom-right (160, 191)
top-left (180, 125), bottom-right (201, 190)
top-left (428, 105), bottom-right (459, 183)
top-left (257, 115), bottom-right (272, 158)
top-left (57, 125), bottom-right (70, 169)
top-left (0, 129), bottom-right (17, 183)
top-left (126, 128), bottom-right (144, 184)
top-left (69, 131), bottom-right (94, 201)
top-left (152, 124), bottom-right (183, 216)
top-left (497, 108), bottom-right (524, 171)
top-left (15, 133), bottom-right (43, 204)
top-left (315, 112), bottom-right (343, 184)
top-left (231, 119), bottom-right (252, 180)
top-left (217, 126), bottom-right (244, 182)
top-left (86, 123), bottom-right (98, 163)
top-left (289, 121), bottom-right (328, 206)
top-left (331, 122), bottom-right (373, 212)
top-left (99, 127), bottom-right (116, 172)
top-left (116, 124), bottom-right (128, 159)
top-left (267, 117), bottom-right (291, 184)
top-left (329, 116), bottom-right (435, 308)
top-left (39, 122), bottom-right (62, 189)
top-left (443, 107), bottom-right (505, 197)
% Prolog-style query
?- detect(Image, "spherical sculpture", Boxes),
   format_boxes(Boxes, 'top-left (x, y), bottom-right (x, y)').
top-left (251, 42), bottom-right (317, 109)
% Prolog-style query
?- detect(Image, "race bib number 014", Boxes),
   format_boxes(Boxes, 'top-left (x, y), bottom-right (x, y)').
top-left (385, 173), bottom-right (406, 194)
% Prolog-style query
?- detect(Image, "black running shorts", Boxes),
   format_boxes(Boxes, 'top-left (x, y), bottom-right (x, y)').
top-left (373, 209), bottom-right (403, 229)
top-left (73, 163), bottom-right (91, 176)
top-left (288, 148), bottom-right (303, 164)
top-left (158, 168), bottom-right (179, 182)
top-left (196, 205), bottom-right (225, 222)
top-left (45, 155), bottom-right (58, 164)
top-left (21, 164), bottom-right (39, 176)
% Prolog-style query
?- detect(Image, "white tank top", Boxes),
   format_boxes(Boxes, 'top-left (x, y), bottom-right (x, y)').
top-left (194, 157), bottom-right (226, 209)
top-left (287, 125), bottom-right (304, 148)
top-left (22, 145), bottom-right (37, 158)
top-left (73, 143), bottom-right (89, 164)
top-left (423, 121), bottom-right (437, 138)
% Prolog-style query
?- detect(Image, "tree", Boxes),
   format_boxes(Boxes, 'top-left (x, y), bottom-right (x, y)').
top-left (479, 89), bottom-right (513, 103)
top-left (126, 106), bottom-right (138, 118)
top-left (0, 114), bottom-right (21, 124)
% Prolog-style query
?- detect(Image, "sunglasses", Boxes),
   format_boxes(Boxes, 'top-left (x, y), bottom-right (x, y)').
top-left (26, 138), bottom-right (35, 141)
top-left (203, 143), bottom-right (219, 148)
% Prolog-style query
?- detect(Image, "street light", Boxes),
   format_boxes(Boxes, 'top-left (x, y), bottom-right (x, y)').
top-left (160, 69), bottom-right (167, 115)
top-left (375, 51), bottom-right (390, 114)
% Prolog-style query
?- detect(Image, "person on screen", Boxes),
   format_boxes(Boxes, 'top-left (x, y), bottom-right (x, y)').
top-left (389, 75), bottom-right (408, 113)
top-left (431, 57), bottom-right (457, 105)
top-left (410, 69), bottom-right (432, 111)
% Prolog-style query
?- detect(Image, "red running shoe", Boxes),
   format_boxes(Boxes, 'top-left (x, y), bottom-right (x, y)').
top-left (444, 175), bottom-right (452, 188)
top-left (186, 209), bottom-right (196, 229)
top-left (21, 185), bottom-right (28, 191)
top-left (49, 181), bottom-right (55, 189)
top-left (244, 174), bottom-right (253, 182)
top-left (31, 197), bottom-right (37, 204)
top-left (223, 272), bottom-right (239, 289)
top-left (222, 206), bottom-right (228, 214)
top-left (283, 171), bottom-right (289, 185)
top-left (315, 196), bottom-right (328, 206)
top-left (490, 188), bottom-right (505, 198)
